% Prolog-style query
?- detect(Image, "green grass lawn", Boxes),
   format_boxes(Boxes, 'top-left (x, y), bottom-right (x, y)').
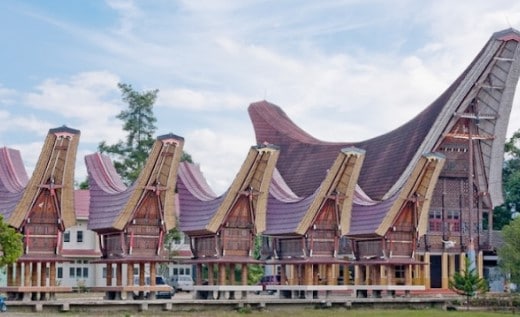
top-left (174, 309), bottom-right (515, 317)
top-left (43, 307), bottom-right (512, 317)
top-left (5, 308), bottom-right (515, 317)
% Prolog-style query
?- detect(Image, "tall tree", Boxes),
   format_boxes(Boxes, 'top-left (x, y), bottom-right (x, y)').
top-left (99, 83), bottom-right (158, 184)
top-left (498, 216), bottom-right (520, 285)
top-left (0, 215), bottom-right (23, 266)
top-left (491, 129), bottom-right (520, 229)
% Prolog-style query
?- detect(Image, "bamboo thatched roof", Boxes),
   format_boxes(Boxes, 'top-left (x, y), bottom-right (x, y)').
top-left (9, 126), bottom-right (80, 229)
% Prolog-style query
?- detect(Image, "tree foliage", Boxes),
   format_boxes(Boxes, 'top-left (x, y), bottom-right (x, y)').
top-left (449, 257), bottom-right (488, 309)
top-left (498, 216), bottom-right (520, 285)
top-left (491, 129), bottom-right (520, 229)
top-left (0, 215), bottom-right (23, 266)
top-left (99, 83), bottom-right (158, 185)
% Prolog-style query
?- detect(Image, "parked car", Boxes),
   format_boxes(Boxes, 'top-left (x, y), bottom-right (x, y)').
top-left (170, 275), bottom-right (194, 292)
top-left (257, 275), bottom-right (281, 294)
top-left (133, 275), bottom-right (175, 299)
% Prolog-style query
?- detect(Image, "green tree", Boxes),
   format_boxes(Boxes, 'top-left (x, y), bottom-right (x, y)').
top-left (491, 129), bottom-right (520, 229)
top-left (449, 257), bottom-right (488, 310)
top-left (247, 236), bottom-right (265, 285)
top-left (498, 216), bottom-right (520, 286)
top-left (99, 83), bottom-right (158, 184)
top-left (0, 215), bottom-right (23, 266)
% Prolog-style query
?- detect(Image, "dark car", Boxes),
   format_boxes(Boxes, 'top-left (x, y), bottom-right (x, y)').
top-left (257, 275), bottom-right (281, 294)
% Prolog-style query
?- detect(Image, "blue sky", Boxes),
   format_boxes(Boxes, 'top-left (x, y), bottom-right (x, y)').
top-left (1, 0), bottom-right (520, 194)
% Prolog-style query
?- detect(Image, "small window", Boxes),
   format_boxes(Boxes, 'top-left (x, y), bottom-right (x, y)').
top-left (83, 267), bottom-right (89, 278)
top-left (76, 267), bottom-right (82, 277)
top-left (395, 265), bottom-right (405, 279)
top-left (173, 268), bottom-right (178, 275)
top-left (102, 267), bottom-right (106, 278)
top-left (179, 268), bottom-right (185, 275)
top-left (77, 231), bottom-right (83, 243)
top-left (70, 267), bottom-right (75, 278)
top-left (57, 267), bottom-right (63, 279)
top-left (186, 268), bottom-right (191, 275)
top-left (64, 231), bottom-right (70, 243)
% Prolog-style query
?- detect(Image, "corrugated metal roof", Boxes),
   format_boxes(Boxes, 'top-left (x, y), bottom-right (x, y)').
top-left (0, 147), bottom-right (27, 219)
top-left (247, 30), bottom-right (502, 201)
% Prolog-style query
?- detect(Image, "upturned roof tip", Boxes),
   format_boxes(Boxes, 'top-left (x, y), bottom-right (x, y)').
top-left (49, 125), bottom-right (80, 134)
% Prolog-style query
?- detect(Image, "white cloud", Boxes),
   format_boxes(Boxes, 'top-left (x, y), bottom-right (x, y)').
top-left (24, 71), bottom-right (125, 144)
top-left (158, 88), bottom-right (249, 111)
top-left (183, 127), bottom-right (253, 195)
top-left (4, 0), bottom-right (520, 192)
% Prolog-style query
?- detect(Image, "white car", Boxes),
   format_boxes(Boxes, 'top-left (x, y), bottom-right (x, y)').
top-left (133, 275), bottom-right (175, 299)
top-left (170, 275), bottom-right (194, 292)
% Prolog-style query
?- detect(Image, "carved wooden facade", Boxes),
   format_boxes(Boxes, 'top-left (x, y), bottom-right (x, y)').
top-left (179, 145), bottom-right (279, 288)
top-left (2, 126), bottom-right (80, 300)
top-left (348, 154), bottom-right (445, 286)
top-left (86, 133), bottom-right (184, 299)
top-left (264, 148), bottom-right (365, 285)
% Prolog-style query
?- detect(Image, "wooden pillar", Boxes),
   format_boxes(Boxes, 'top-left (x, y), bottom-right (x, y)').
top-left (116, 263), bottom-right (123, 286)
top-left (31, 262), bottom-right (38, 286)
top-left (387, 266), bottom-right (394, 285)
top-left (49, 262), bottom-right (56, 287)
top-left (241, 264), bottom-right (248, 285)
top-left (195, 264), bottom-right (202, 285)
top-left (127, 263), bottom-right (134, 286)
top-left (326, 265), bottom-right (334, 285)
top-left (423, 252), bottom-right (431, 289)
top-left (7, 264), bottom-right (14, 287)
top-left (40, 262), bottom-right (47, 287)
top-left (449, 254), bottom-right (456, 278)
top-left (23, 263), bottom-right (31, 286)
top-left (16, 262), bottom-right (22, 286)
top-left (126, 262), bottom-right (134, 301)
top-left (478, 250), bottom-right (484, 278)
top-left (208, 263), bottom-right (214, 285)
top-left (40, 262), bottom-right (47, 300)
top-left (229, 263), bottom-right (236, 285)
top-left (460, 252), bottom-right (466, 272)
top-left (280, 264), bottom-right (287, 285)
top-left (441, 252), bottom-right (448, 289)
top-left (138, 262), bottom-right (145, 286)
top-left (380, 265), bottom-right (387, 285)
top-left (365, 265), bottom-right (370, 285)
top-left (218, 263), bottom-right (226, 285)
top-left (303, 264), bottom-right (313, 285)
top-left (405, 264), bottom-right (413, 285)
top-left (354, 265), bottom-right (361, 285)
top-left (107, 263), bottom-right (113, 286)
top-left (150, 262), bottom-right (156, 286)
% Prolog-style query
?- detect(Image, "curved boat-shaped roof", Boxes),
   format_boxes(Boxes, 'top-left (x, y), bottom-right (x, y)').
top-left (85, 152), bottom-right (133, 232)
top-left (347, 152), bottom-right (445, 237)
top-left (249, 28), bottom-right (520, 203)
top-left (87, 133), bottom-right (184, 233)
top-left (0, 147), bottom-right (28, 219)
top-left (177, 162), bottom-right (224, 235)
